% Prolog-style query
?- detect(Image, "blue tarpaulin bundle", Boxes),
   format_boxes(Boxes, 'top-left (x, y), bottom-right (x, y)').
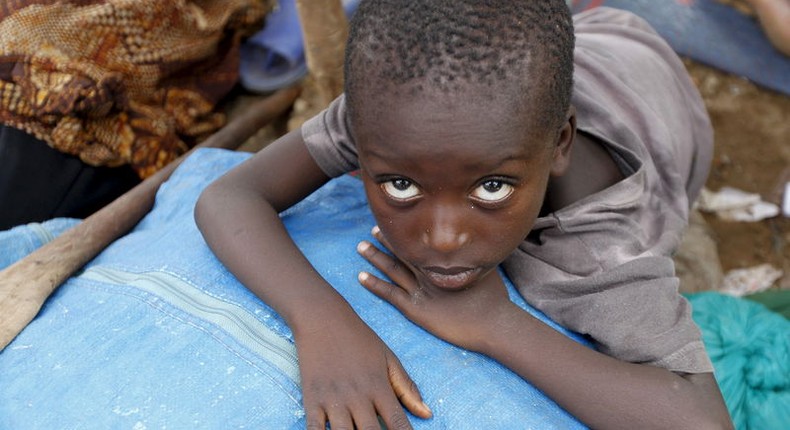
top-left (0, 149), bottom-right (589, 429)
top-left (2, 149), bottom-right (787, 428)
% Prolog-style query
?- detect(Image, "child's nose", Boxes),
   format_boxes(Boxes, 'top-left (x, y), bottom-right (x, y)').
top-left (420, 205), bottom-right (471, 253)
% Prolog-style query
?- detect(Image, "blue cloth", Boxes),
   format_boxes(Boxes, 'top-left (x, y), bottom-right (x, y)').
top-left (0, 217), bottom-right (81, 270)
top-left (240, 0), bottom-right (360, 92)
top-left (0, 148), bottom-right (590, 429)
top-left (570, 0), bottom-right (790, 95)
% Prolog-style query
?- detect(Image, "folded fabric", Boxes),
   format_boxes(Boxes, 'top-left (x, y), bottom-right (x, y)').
top-left (240, 0), bottom-right (360, 93)
top-left (0, 218), bottom-right (81, 271)
top-left (0, 148), bottom-right (589, 429)
top-left (687, 292), bottom-right (790, 430)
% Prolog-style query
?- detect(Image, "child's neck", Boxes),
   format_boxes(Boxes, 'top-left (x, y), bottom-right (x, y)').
top-left (542, 131), bottom-right (624, 215)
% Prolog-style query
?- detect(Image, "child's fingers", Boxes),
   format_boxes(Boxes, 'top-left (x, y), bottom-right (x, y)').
top-left (358, 271), bottom-right (411, 308)
top-left (386, 351), bottom-right (433, 420)
top-left (371, 225), bottom-right (394, 251)
top-left (378, 400), bottom-right (420, 430)
top-left (371, 226), bottom-right (401, 262)
top-left (304, 407), bottom-right (327, 430)
top-left (324, 407), bottom-right (354, 430)
top-left (375, 397), bottom-right (417, 430)
top-left (349, 404), bottom-right (396, 430)
top-left (356, 240), bottom-right (416, 292)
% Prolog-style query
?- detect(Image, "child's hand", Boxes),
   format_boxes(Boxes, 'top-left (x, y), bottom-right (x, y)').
top-left (294, 310), bottom-right (432, 429)
top-left (356, 227), bottom-right (515, 353)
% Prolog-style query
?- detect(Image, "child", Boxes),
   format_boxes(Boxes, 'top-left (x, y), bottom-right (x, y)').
top-left (196, 1), bottom-right (733, 429)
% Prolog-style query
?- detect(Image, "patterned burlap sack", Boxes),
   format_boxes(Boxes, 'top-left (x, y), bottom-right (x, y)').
top-left (0, 0), bottom-right (271, 178)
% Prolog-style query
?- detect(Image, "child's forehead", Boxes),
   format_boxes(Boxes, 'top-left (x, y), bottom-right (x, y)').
top-left (349, 86), bottom-right (556, 166)
top-left (349, 83), bottom-right (550, 141)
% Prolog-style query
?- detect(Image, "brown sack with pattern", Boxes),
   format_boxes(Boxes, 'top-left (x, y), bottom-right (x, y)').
top-left (0, 0), bottom-right (271, 178)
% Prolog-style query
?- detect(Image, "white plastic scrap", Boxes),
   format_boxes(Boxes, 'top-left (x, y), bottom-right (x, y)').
top-left (783, 182), bottom-right (790, 217)
top-left (697, 187), bottom-right (780, 222)
top-left (721, 264), bottom-right (784, 296)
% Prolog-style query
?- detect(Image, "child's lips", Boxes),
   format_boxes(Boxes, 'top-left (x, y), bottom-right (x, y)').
top-left (421, 266), bottom-right (480, 290)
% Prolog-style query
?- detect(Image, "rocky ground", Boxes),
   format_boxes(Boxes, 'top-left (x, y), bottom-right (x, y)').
top-left (682, 60), bottom-right (789, 292)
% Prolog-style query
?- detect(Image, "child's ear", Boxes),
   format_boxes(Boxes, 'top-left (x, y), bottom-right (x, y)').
top-left (550, 106), bottom-right (576, 177)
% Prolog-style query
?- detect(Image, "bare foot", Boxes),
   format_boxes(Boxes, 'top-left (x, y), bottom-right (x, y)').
top-left (744, 0), bottom-right (790, 56)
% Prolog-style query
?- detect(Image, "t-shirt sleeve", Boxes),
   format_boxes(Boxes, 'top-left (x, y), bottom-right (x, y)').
top-left (504, 169), bottom-right (714, 374)
top-left (506, 252), bottom-right (713, 374)
top-left (300, 94), bottom-right (360, 178)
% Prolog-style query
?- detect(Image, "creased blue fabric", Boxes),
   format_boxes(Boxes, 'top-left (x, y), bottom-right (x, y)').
top-left (0, 148), bottom-right (589, 429)
top-left (239, 0), bottom-right (360, 92)
top-left (0, 218), bottom-right (81, 270)
top-left (569, 0), bottom-right (790, 95)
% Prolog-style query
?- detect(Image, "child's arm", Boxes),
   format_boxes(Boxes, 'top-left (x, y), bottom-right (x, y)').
top-left (358, 232), bottom-right (733, 430)
top-left (194, 130), bottom-right (431, 429)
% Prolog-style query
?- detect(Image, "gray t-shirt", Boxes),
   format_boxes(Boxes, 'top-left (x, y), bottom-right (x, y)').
top-left (301, 8), bottom-right (714, 373)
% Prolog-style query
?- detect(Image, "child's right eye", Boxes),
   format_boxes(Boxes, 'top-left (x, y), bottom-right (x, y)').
top-left (381, 178), bottom-right (421, 201)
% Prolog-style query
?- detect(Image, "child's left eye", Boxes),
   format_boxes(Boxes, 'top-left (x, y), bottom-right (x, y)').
top-left (470, 180), bottom-right (514, 203)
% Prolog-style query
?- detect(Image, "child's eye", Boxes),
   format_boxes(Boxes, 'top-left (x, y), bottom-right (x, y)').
top-left (381, 178), bottom-right (421, 201)
top-left (470, 180), bottom-right (514, 203)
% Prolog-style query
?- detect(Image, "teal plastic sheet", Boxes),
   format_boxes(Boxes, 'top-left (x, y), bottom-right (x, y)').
top-left (687, 292), bottom-right (790, 429)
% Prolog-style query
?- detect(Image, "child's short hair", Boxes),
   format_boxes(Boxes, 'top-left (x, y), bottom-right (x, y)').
top-left (344, 0), bottom-right (575, 130)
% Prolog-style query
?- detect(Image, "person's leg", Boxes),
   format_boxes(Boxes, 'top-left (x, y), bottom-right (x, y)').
top-left (0, 125), bottom-right (140, 230)
top-left (744, 0), bottom-right (790, 56)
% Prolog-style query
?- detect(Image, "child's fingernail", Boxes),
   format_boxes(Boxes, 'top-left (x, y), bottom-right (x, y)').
top-left (357, 241), bottom-right (370, 254)
top-left (422, 401), bottom-right (433, 416)
top-left (358, 271), bottom-right (369, 283)
top-left (371, 225), bottom-right (380, 236)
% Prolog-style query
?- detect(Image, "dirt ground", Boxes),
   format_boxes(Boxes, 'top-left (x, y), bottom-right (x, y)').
top-left (684, 60), bottom-right (790, 290)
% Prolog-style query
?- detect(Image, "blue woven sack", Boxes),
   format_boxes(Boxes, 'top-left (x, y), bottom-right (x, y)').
top-left (0, 148), bottom-right (590, 429)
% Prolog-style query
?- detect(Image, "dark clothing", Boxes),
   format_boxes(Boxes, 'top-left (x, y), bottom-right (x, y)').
top-left (0, 125), bottom-right (140, 230)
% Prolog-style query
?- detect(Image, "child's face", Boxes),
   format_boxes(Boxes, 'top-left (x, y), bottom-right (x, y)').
top-left (354, 87), bottom-right (570, 291)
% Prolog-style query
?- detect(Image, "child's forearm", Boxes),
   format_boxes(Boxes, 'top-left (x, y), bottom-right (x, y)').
top-left (194, 129), bottom-right (357, 330)
top-left (195, 182), bottom-right (356, 330)
top-left (195, 169), bottom-right (432, 425)
top-left (480, 303), bottom-right (732, 430)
